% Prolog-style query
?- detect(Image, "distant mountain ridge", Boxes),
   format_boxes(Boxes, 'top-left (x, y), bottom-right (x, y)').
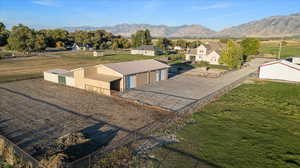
top-left (62, 12), bottom-right (300, 38)
top-left (62, 24), bottom-right (216, 38)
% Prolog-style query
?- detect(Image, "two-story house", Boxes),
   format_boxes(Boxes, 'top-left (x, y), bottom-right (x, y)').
top-left (185, 42), bottom-right (225, 65)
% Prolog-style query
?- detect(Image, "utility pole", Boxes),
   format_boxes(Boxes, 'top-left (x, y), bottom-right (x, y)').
top-left (278, 37), bottom-right (283, 59)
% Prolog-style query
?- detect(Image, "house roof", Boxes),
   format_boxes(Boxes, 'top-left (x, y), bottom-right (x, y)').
top-left (73, 43), bottom-right (92, 48)
top-left (260, 60), bottom-right (300, 71)
top-left (203, 42), bottom-right (226, 55)
top-left (101, 59), bottom-right (170, 76)
top-left (187, 42), bottom-right (225, 55)
top-left (135, 45), bottom-right (161, 51)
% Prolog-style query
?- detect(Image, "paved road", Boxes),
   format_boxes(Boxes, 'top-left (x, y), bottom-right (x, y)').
top-left (120, 58), bottom-right (273, 112)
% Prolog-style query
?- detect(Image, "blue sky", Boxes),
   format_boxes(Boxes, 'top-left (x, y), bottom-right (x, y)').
top-left (0, 0), bottom-right (300, 31)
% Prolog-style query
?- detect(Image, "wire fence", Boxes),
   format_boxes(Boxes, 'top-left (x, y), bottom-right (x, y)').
top-left (0, 135), bottom-right (46, 168)
top-left (0, 71), bottom-right (257, 168)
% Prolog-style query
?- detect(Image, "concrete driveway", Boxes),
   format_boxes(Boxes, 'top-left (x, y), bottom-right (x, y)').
top-left (119, 58), bottom-right (272, 112)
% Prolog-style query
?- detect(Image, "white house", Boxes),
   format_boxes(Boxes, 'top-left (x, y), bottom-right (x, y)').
top-left (185, 42), bottom-right (225, 65)
top-left (259, 60), bottom-right (300, 82)
top-left (174, 46), bottom-right (183, 51)
top-left (131, 45), bottom-right (163, 56)
top-left (292, 56), bottom-right (300, 64)
top-left (72, 43), bottom-right (93, 51)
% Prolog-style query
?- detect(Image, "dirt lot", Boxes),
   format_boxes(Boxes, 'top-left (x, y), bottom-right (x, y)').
top-left (0, 79), bottom-right (171, 161)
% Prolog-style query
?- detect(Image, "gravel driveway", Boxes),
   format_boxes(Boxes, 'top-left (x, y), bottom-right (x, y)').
top-left (120, 58), bottom-right (272, 112)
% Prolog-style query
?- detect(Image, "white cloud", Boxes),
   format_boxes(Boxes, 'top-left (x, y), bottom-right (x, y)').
top-left (193, 2), bottom-right (231, 10)
top-left (32, 0), bottom-right (58, 7)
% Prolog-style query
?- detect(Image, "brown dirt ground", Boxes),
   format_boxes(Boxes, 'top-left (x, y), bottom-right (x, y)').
top-left (0, 79), bottom-right (172, 161)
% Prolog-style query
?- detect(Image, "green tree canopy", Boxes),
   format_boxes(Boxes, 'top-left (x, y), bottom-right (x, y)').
top-left (174, 39), bottom-right (188, 48)
top-left (0, 22), bottom-right (10, 46)
top-left (156, 38), bottom-right (172, 50)
top-left (220, 40), bottom-right (243, 69)
top-left (7, 24), bottom-right (46, 52)
top-left (240, 38), bottom-right (260, 58)
top-left (131, 29), bottom-right (152, 48)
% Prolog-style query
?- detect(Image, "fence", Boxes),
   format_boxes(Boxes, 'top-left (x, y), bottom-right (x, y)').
top-left (0, 135), bottom-right (46, 168)
top-left (0, 71), bottom-right (258, 168)
top-left (66, 70), bottom-right (258, 168)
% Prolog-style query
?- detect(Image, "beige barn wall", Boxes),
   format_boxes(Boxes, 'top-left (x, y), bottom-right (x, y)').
top-left (73, 68), bottom-right (85, 89)
top-left (84, 78), bottom-right (111, 95)
top-left (136, 72), bottom-right (148, 87)
top-left (149, 71), bottom-right (156, 84)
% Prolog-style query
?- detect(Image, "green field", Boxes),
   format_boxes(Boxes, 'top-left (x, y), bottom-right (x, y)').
top-left (0, 50), bottom-right (169, 83)
top-left (151, 81), bottom-right (300, 168)
top-left (259, 45), bottom-right (300, 58)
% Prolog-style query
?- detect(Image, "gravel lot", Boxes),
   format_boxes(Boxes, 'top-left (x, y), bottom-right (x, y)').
top-left (0, 79), bottom-right (171, 160)
top-left (120, 58), bottom-right (273, 112)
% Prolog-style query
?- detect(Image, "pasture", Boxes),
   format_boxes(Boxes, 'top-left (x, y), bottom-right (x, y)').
top-left (151, 81), bottom-right (300, 168)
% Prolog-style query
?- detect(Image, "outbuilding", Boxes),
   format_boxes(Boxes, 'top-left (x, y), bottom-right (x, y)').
top-left (44, 59), bottom-right (170, 96)
top-left (292, 56), bottom-right (300, 64)
top-left (131, 45), bottom-right (163, 56)
top-left (259, 60), bottom-right (300, 82)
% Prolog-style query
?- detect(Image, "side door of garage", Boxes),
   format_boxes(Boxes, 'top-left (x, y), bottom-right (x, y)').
top-left (58, 75), bottom-right (66, 85)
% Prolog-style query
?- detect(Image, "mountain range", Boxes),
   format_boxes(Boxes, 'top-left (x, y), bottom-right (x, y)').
top-left (62, 12), bottom-right (300, 38)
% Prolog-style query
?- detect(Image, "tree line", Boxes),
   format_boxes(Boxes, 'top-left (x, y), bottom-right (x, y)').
top-left (0, 22), bottom-right (131, 52)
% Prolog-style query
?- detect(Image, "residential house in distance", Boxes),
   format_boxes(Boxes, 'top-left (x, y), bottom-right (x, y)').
top-left (185, 42), bottom-right (226, 65)
top-left (72, 43), bottom-right (93, 51)
top-left (259, 60), bottom-right (300, 82)
top-left (174, 46), bottom-right (183, 51)
top-left (131, 45), bottom-right (163, 56)
top-left (44, 59), bottom-right (170, 96)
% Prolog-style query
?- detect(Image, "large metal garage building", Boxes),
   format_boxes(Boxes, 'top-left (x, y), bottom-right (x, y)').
top-left (259, 60), bottom-right (300, 82)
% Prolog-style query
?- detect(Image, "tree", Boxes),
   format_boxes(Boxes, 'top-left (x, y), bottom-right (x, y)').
top-left (0, 22), bottom-right (9, 46)
top-left (131, 30), bottom-right (152, 47)
top-left (7, 24), bottom-right (46, 52)
top-left (188, 40), bottom-right (202, 48)
top-left (220, 40), bottom-right (243, 69)
top-left (34, 33), bottom-right (47, 51)
top-left (240, 38), bottom-right (260, 60)
top-left (56, 41), bottom-right (64, 48)
top-left (175, 39), bottom-right (188, 49)
top-left (281, 41), bottom-right (288, 46)
top-left (156, 38), bottom-right (171, 50)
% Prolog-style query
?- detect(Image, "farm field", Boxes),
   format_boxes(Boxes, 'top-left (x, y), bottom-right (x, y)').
top-left (259, 45), bottom-right (300, 58)
top-left (0, 50), bottom-right (162, 83)
top-left (150, 81), bottom-right (300, 168)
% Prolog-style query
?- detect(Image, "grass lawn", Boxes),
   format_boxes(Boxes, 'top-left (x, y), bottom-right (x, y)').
top-left (0, 50), bottom-right (168, 83)
top-left (259, 45), bottom-right (300, 59)
top-left (152, 81), bottom-right (300, 168)
top-left (192, 61), bottom-right (229, 70)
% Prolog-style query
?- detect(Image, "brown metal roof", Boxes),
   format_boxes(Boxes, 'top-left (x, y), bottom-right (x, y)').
top-left (101, 59), bottom-right (170, 76)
